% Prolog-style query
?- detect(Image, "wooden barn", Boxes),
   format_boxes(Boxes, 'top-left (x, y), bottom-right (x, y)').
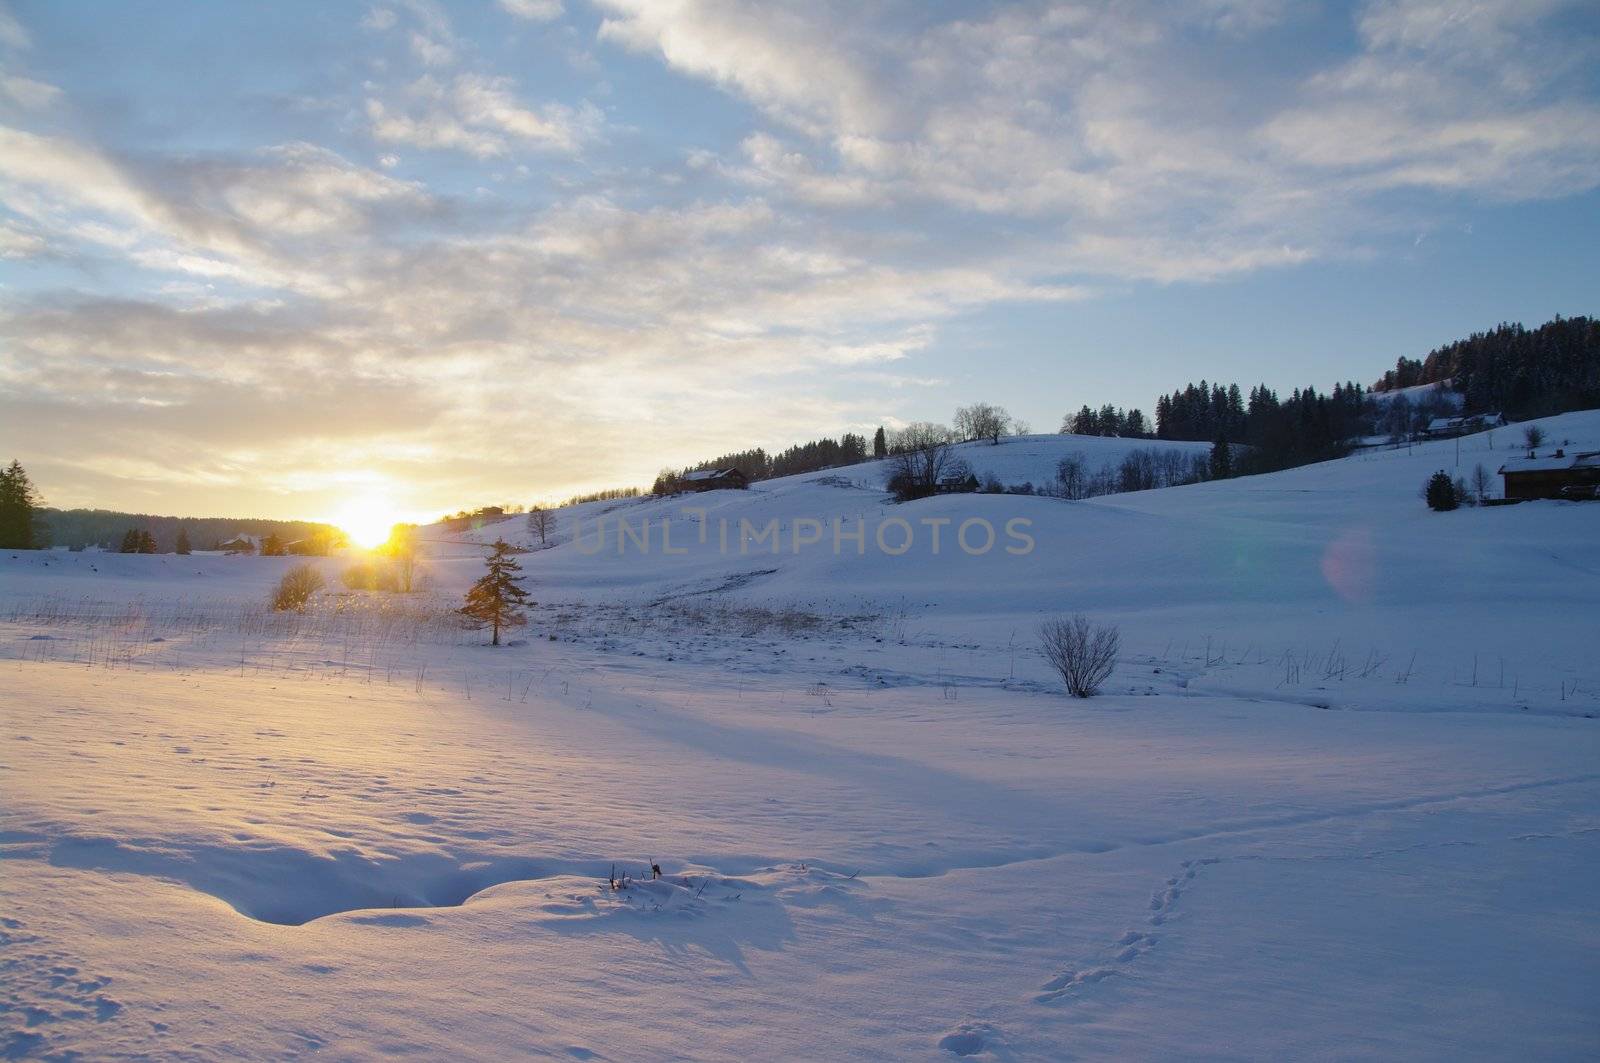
top-left (1498, 450), bottom-right (1600, 500)
top-left (680, 468), bottom-right (749, 492)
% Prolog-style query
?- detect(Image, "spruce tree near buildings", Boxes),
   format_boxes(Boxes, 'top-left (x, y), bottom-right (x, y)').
top-left (461, 539), bottom-right (531, 646)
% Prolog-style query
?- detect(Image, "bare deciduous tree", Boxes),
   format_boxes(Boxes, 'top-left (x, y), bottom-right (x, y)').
top-left (385, 523), bottom-right (419, 592)
top-left (1522, 424), bottom-right (1545, 449)
top-left (526, 506), bottom-right (556, 547)
top-left (1470, 463), bottom-right (1493, 503)
top-left (885, 423), bottom-right (962, 500)
top-left (954, 403), bottom-right (1011, 444)
top-left (1055, 453), bottom-right (1087, 500)
top-left (1039, 614), bottom-right (1120, 697)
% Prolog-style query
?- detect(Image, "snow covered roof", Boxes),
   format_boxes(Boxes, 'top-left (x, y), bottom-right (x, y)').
top-left (1498, 451), bottom-right (1600, 473)
top-left (682, 468), bottom-right (740, 481)
top-left (1425, 413), bottom-right (1504, 433)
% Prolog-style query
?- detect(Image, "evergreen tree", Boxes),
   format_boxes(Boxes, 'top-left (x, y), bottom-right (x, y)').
top-left (0, 460), bottom-right (42, 549)
top-left (120, 528), bottom-right (140, 553)
top-left (175, 528), bottom-right (191, 555)
top-left (1209, 436), bottom-right (1232, 480)
top-left (872, 426), bottom-right (887, 459)
top-left (1424, 471), bottom-right (1459, 511)
top-left (261, 533), bottom-right (285, 556)
top-left (460, 539), bottom-right (531, 646)
top-left (138, 530), bottom-right (157, 553)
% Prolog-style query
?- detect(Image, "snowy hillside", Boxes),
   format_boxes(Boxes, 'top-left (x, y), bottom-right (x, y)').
top-left (1365, 378), bottom-right (1462, 408)
top-left (397, 410), bottom-right (1600, 708)
top-left (2, 412), bottom-right (1597, 1060)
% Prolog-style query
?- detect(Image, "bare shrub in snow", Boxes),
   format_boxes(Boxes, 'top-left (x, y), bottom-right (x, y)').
top-left (271, 563), bottom-right (326, 612)
top-left (341, 559), bottom-right (399, 592)
top-left (1522, 424), bottom-right (1545, 449)
top-left (1039, 614), bottom-right (1120, 697)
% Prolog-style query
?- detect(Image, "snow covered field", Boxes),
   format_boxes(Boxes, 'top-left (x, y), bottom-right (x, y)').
top-left (4, 414), bottom-right (1599, 1060)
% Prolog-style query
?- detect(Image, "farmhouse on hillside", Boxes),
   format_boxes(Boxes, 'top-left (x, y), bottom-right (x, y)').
top-left (680, 468), bottom-right (749, 492)
top-left (1421, 412), bottom-right (1505, 439)
top-left (1497, 449), bottom-right (1600, 500)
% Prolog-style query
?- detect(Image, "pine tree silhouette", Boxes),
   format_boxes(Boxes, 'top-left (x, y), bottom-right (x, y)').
top-left (0, 460), bottom-right (42, 549)
top-left (461, 539), bottom-right (531, 646)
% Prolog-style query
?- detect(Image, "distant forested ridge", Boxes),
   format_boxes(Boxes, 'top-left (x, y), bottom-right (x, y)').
top-left (1370, 316), bottom-right (1598, 417)
top-left (652, 433), bottom-right (873, 493)
top-left (38, 509), bottom-right (339, 552)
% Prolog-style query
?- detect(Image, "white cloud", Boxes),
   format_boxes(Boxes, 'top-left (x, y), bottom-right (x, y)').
top-left (0, 217), bottom-right (43, 257)
top-left (0, 72), bottom-right (59, 108)
top-left (361, 6), bottom-right (397, 32)
top-left (367, 74), bottom-right (600, 156)
top-left (596, 0), bottom-right (1600, 278)
top-left (0, 2), bottom-right (29, 49)
top-left (499, 0), bottom-right (563, 22)
top-left (409, 29), bottom-right (455, 67)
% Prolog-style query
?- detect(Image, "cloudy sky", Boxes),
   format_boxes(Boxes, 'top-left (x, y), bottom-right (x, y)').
top-left (2, 0), bottom-right (1598, 522)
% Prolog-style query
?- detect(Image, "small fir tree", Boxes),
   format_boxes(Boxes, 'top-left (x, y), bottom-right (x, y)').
top-left (1424, 470), bottom-right (1458, 511)
top-left (175, 528), bottom-right (191, 555)
top-left (461, 539), bottom-right (531, 646)
top-left (872, 426), bottom-right (887, 459)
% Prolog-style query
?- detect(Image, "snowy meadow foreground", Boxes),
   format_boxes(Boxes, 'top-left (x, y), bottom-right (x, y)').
top-left (4, 417), bottom-right (1599, 1060)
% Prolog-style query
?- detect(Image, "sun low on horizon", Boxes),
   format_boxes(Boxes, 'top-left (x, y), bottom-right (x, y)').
top-left (329, 493), bottom-right (408, 550)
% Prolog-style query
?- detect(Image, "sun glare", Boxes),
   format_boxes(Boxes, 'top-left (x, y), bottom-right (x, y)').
top-left (333, 496), bottom-right (400, 550)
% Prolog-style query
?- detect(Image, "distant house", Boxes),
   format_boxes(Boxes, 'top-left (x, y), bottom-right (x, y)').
top-left (1421, 412), bottom-right (1505, 439)
top-left (1498, 450), bottom-right (1600, 500)
top-left (680, 468), bottom-right (749, 492)
top-left (933, 473), bottom-right (979, 494)
top-left (218, 535), bottom-right (258, 555)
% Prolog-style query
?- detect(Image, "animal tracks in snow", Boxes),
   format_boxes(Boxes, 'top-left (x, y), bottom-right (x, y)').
top-left (1035, 857), bottom-right (1222, 1005)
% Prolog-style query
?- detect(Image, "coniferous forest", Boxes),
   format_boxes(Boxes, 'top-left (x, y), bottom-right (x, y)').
top-left (1370, 316), bottom-right (1598, 417)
